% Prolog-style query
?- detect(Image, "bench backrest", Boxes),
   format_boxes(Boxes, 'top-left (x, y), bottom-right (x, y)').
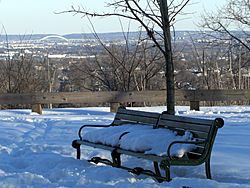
top-left (157, 113), bottom-right (224, 160)
top-left (112, 107), bottom-right (223, 161)
top-left (112, 107), bottom-right (160, 126)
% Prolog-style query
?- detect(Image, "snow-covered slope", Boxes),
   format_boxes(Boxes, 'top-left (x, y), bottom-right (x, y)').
top-left (0, 106), bottom-right (249, 188)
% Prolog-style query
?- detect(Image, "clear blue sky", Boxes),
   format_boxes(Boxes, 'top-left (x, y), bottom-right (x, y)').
top-left (0, 0), bottom-right (227, 35)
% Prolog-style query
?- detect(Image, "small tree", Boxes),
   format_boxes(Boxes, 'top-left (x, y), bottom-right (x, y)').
top-left (61, 0), bottom-right (191, 114)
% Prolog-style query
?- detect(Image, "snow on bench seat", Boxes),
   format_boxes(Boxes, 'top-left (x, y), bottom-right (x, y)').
top-left (83, 124), bottom-right (196, 157)
top-left (83, 124), bottom-right (146, 147)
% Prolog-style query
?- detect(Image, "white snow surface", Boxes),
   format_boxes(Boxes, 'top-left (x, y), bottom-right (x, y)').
top-left (84, 124), bottom-right (195, 157)
top-left (0, 106), bottom-right (250, 187)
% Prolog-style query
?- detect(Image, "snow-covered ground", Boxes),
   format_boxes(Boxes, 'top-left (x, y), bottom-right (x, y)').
top-left (0, 106), bottom-right (249, 188)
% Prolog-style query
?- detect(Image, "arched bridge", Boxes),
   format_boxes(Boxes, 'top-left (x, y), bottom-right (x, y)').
top-left (40, 35), bottom-right (68, 42)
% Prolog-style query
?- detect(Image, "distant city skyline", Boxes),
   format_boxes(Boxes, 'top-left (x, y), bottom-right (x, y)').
top-left (0, 0), bottom-right (227, 35)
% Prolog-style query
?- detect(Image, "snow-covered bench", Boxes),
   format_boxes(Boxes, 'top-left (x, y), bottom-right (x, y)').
top-left (72, 106), bottom-right (224, 182)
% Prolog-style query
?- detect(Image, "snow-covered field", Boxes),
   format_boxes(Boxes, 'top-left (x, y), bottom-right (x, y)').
top-left (0, 106), bottom-right (249, 188)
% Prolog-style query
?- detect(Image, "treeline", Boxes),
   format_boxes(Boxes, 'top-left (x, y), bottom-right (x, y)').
top-left (0, 33), bottom-right (249, 96)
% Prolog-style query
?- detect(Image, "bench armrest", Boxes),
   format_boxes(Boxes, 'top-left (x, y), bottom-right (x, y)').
top-left (167, 140), bottom-right (207, 160)
top-left (78, 124), bottom-right (113, 140)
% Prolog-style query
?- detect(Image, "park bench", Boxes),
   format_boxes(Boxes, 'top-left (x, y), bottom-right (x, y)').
top-left (72, 106), bottom-right (224, 182)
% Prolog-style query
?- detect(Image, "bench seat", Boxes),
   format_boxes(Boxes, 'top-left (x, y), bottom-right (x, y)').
top-left (83, 124), bottom-right (196, 157)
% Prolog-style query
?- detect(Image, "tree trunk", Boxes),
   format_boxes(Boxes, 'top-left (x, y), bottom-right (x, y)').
top-left (159, 0), bottom-right (175, 115)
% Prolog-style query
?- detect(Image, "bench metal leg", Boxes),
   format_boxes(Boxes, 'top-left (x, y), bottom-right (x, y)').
top-left (72, 140), bottom-right (81, 159)
top-left (154, 162), bottom-right (161, 177)
top-left (154, 162), bottom-right (166, 183)
top-left (164, 166), bottom-right (171, 181)
top-left (111, 149), bottom-right (121, 167)
top-left (160, 159), bottom-right (171, 181)
top-left (205, 158), bottom-right (212, 179)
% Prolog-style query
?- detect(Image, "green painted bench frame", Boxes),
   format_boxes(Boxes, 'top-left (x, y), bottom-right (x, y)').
top-left (72, 106), bottom-right (224, 182)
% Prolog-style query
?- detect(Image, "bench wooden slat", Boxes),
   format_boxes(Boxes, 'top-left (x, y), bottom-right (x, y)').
top-left (76, 140), bottom-right (205, 162)
top-left (187, 151), bottom-right (202, 159)
top-left (117, 108), bottom-right (160, 118)
top-left (77, 140), bottom-right (164, 162)
top-left (192, 146), bottom-right (205, 154)
top-left (187, 144), bottom-right (207, 158)
top-left (157, 120), bottom-right (211, 133)
top-left (113, 119), bottom-right (156, 126)
top-left (160, 113), bottom-right (214, 126)
top-left (114, 113), bottom-right (159, 125)
top-left (113, 108), bottom-right (160, 125)
top-left (151, 125), bottom-right (209, 140)
top-left (191, 131), bottom-right (209, 140)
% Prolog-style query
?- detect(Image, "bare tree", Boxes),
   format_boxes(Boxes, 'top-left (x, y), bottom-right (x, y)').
top-left (0, 53), bottom-right (49, 94)
top-left (201, 0), bottom-right (250, 90)
top-left (61, 0), bottom-right (191, 114)
top-left (202, 0), bottom-right (250, 52)
top-left (69, 31), bottom-right (165, 92)
top-left (0, 28), bottom-right (49, 94)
